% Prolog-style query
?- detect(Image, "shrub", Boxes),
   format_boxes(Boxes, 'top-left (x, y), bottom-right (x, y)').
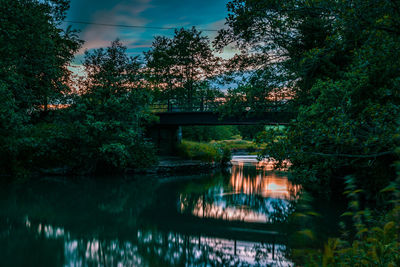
top-left (298, 173), bottom-right (400, 267)
top-left (177, 140), bottom-right (231, 164)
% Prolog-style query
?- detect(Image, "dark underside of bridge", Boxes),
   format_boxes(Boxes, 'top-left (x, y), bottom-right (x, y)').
top-left (156, 111), bottom-right (294, 126)
top-left (149, 111), bottom-right (294, 155)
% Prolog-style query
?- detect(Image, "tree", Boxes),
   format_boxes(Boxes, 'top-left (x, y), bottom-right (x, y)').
top-left (0, 0), bottom-right (81, 175)
top-left (219, 0), bottom-right (346, 106)
top-left (65, 40), bottom-right (157, 172)
top-left (0, 0), bottom-right (81, 113)
top-left (145, 27), bottom-right (223, 108)
top-left (217, 0), bottom-right (400, 196)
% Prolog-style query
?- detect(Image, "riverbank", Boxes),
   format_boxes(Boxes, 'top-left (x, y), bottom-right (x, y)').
top-left (25, 140), bottom-right (257, 177)
top-left (33, 138), bottom-right (262, 177)
top-left (132, 156), bottom-right (231, 175)
top-left (32, 155), bottom-right (231, 177)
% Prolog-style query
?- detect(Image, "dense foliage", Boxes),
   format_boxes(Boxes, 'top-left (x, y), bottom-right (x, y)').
top-left (0, 0), bottom-right (81, 175)
top-left (217, 0), bottom-right (400, 265)
top-left (178, 140), bottom-right (231, 164)
top-left (182, 125), bottom-right (270, 142)
top-left (62, 40), bottom-right (157, 173)
top-left (217, 0), bottom-right (400, 197)
top-left (29, 40), bottom-right (157, 174)
top-left (145, 27), bottom-right (223, 107)
top-left (295, 169), bottom-right (400, 267)
top-left (0, 0), bottom-right (81, 112)
top-left (0, 1), bottom-right (156, 175)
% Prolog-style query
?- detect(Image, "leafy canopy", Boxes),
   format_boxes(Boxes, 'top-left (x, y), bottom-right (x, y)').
top-left (217, 0), bottom-right (400, 195)
top-left (145, 27), bottom-right (223, 105)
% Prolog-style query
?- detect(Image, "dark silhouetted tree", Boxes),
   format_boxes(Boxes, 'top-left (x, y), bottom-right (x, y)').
top-left (145, 27), bottom-right (223, 107)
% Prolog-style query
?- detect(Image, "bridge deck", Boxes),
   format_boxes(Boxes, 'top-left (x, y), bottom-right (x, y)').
top-left (156, 111), bottom-right (293, 126)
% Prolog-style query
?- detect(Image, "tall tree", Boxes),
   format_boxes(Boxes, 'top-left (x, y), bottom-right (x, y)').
top-left (217, 0), bottom-right (400, 196)
top-left (66, 40), bottom-right (156, 172)
top-left (215, 0), bottom-right (339, 110)
top-left (145, 27), bottom-right (223, 108)
top-left (0, 0), bottom-right (81, 174)
top-left (0, 0), bottom-right (81, 113)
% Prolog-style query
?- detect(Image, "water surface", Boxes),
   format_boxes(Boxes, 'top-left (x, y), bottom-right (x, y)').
top-left (0, 156), bottom-right (342, 266)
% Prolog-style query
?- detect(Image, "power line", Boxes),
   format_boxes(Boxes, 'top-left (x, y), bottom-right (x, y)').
top-left (64, 20), bottom-right (220, 32)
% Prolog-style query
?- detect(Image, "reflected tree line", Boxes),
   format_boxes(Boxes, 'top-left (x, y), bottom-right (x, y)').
top-left (1, 220), bottom-right (290, 266)
top-left (0, 167), bottom-right (300, 266)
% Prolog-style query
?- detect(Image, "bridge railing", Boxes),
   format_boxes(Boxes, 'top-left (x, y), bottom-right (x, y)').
top-left (151, 97), bottom-right (225, 112)
top-left (151, 97), bottom-right (290, 113)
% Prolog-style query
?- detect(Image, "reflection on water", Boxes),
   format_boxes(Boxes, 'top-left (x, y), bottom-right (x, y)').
top-left (231, 155), bottom-right (291, 171)
top-left (230, 162), bottom-right (299, 199)
top-left (8, 219), bottom-right (289, 266)
top-left (180, 157), bottom-right (300, 223)
top-left (0, 156), bottom-right (301, 266)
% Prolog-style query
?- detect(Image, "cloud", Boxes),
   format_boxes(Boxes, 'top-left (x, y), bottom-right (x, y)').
top-left (77, 0), bottom-right (153, 54)
top-left (68, 0), bottom-right (233, 62)
top-left (201, 19), bottom-right (226, 39)
top-left (128, 44), bottom-right (152, 49)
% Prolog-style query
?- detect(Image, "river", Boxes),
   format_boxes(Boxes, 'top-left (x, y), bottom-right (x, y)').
top-left (0, 156), bottom-right (345, 266)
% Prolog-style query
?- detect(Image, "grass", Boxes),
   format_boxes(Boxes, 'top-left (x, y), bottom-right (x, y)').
top-left (213, 139), bottom-right (266, 152)
top-left (177, 140), bottom-right (231, 164)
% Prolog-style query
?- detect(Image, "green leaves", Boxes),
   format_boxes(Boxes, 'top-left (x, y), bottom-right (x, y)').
top-left (218, 0), bottom-right (399, 197)
top-left (0, 0), bottom-right (82, 175)
top-left (63, 40), bottom-right (158, 172)
top-left (0, 0), bottom-right (82, 111)
top-left (145, 27), bottom-right (222, 103)
top-left (177, 140), bottom-right (231, 164)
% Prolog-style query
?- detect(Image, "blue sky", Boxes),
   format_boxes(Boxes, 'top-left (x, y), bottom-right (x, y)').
top-left (64, 0), bottom-right (232, 64)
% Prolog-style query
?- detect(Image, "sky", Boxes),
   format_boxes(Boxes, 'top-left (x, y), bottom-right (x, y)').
top-left (64, 0), bottom-right (233, 66)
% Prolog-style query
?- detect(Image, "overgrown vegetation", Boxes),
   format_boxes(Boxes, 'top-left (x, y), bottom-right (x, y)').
top-left (0, 0), bottom-right (81, 175)
top-left (217, 0), bottom-right (400, 264)
top-left (292, 169), bottom-right (400, 267)
top-left (145, 27), bottom-right (223, 106)
top-left (1, 0), bottom-right (399, 263)
top-left (0, 1), bottom-right (157, 175)
top-left (177, 140), bottom-right (231, 164)
top-left (214, 139), bottom-right (264, 153)
top-left (182, 125), bottom-right (276, 143)
top-left (58, 40), bottom-right (157, 173)
top-left (181, 125), bottom-right (269, 154)
top-left (218, 0), bottom-right (399, 195)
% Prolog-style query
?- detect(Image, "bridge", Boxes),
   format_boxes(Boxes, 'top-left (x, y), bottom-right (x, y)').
top-left (149, 97), bottom-right (294, 154)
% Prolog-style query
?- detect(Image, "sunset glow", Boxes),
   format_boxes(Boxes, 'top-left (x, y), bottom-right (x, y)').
top-left (180, 159), bottom-right (300, 223)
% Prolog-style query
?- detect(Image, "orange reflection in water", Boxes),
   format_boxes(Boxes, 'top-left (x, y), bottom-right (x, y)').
top-left (230, 163), bottom-right (299, 199)
top-left (181, 159), bottom-right (300, 223)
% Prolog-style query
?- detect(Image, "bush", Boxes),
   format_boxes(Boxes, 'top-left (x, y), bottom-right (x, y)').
top-left (177, 140), bottom-right (231, 164)
top-left (216, 139), bottom-right (265, 152)
top-left (297, 173), bottom-right (400, 267)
